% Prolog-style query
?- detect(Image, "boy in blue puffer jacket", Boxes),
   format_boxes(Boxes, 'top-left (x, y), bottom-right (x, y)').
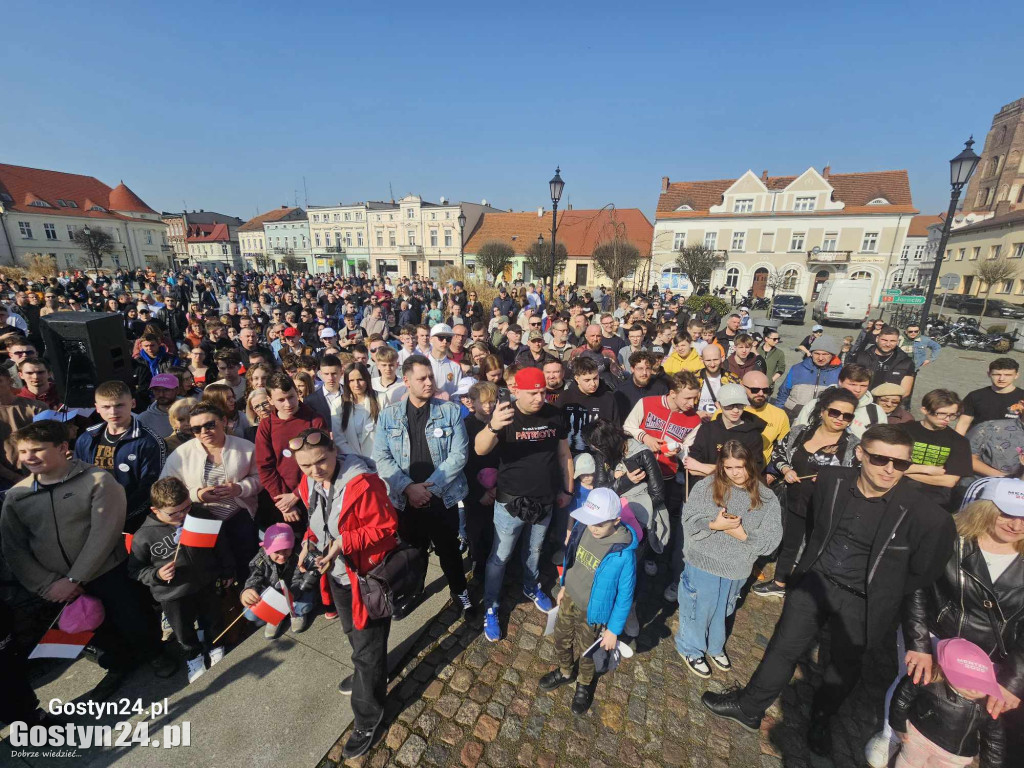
top-left (539, 487), bottom-right (637, 715)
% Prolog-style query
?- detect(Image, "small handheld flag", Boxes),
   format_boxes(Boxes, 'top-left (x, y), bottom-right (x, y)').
top-left (29, 629), bottom-right (94, 660)
top-left (178, 515), bottom-right (223, 549)
top-left (250, 586), bottom-right (290, 626)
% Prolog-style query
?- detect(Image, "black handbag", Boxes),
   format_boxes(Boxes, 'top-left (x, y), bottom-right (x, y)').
top-left (343, 541), bottom-right (427, 621)
top-left (506, 495), bottom-right (549, 525)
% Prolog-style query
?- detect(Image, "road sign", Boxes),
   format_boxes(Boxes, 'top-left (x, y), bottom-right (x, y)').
top-left (894, 295), bottom-right (926, 305)
top-left (881, 295), bottom-right (895, 303)
top-left (882, 288), bottom-right (902, 297)
top-left (939, 273), bottom-right (960, 290)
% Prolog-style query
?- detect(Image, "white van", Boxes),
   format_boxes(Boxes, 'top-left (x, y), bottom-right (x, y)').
top-left (812, 279), bottom-right (874, 326)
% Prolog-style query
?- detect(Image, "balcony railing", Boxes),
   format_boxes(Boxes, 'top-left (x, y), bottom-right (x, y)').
top-left (399, 245), bottom-right (423, 257)
top-left (272, 247), bottom-right (294, 255)
top-left (325, 246), bottom-right (345, 254)
top-left (806, 249), bottom-right (852, 264)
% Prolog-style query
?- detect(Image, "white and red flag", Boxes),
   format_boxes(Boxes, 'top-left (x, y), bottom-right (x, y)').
top-left (178, 515), bottom-right (223, 548)
top-left (28, 629), bottom-right (94, 660)
top-left (250, 585), bottom-right (290, 626)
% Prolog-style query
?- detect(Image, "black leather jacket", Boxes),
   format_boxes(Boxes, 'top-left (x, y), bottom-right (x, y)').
top-left (592, 441), bottom-right (666, 509)
top-left (889, 676), bottom-right (1005, 767)
top-left (903, 537), bottom-right (1024, 697)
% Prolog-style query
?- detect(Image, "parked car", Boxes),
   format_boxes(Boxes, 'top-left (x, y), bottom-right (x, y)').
top-left (768, 294), bottom-right (806, 324)
top-left (953, 297), bottom-right (1024, 319)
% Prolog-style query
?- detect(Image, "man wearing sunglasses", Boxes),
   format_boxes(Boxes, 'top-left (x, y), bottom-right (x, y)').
top-left (741, 371), bottom-right (790, 466)
top-left (704, 424), bottom-right (955, 758)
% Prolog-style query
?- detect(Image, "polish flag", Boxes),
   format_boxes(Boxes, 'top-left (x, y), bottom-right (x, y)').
top-left (29, 629), bottom-right (94, 660)
top-left (179, 515), bottom-right (223, 548)
top-left (250, 586), bottom-right (290, 626)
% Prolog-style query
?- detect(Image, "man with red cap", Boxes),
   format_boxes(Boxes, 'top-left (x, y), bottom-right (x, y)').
top-left (475, 366), bottom-right (573, 642)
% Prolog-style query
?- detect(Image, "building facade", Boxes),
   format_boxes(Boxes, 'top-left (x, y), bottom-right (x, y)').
top-left (652, 167), bottom-right (918, 301)
top-left (894, 214), bottom-right (942, 288)
top-left (962, 96), bottom-right (1024, 217)
top-left (307, 202), bottom-right (379, 276)
top-left (163, 210), bottom-right (243, 266)
top-left (0, 164), bottom-right (169, 271)
top-left (186, 221), bottom-right (242, 271)
top-left (264, 217), bottom-right (312, 272)
top-left (936, 210), bottom-right (1024, 300)
top-left (238, 206), bottom-right (305, 270)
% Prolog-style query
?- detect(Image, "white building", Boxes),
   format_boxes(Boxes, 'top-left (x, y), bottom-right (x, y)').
top-left (265, 216), bottom-right (312, 272)
top-left (238, 206), bottom-right (305, 270)
top-left (0, 163), bottom-right (169, 270)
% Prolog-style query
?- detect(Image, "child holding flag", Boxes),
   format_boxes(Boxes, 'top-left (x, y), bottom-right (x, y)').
top-left (241, 523), bottom-right (316, 638)
top-left (128, 477), bottom-right (235, 683)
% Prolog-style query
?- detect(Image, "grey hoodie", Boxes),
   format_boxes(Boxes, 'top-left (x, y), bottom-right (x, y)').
top-left (306, 453), bottom-right (377, 585)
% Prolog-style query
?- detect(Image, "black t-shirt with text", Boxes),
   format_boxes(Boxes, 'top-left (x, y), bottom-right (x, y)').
top-left (495, 403), bottom-right (568, 500)
top-left (962, 386), bottom-right (1024, 429)
top-left (901, 421), bottom-right (973, 509)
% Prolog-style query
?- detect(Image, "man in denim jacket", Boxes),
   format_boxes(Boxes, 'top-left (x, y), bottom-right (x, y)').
top-left (373, 355), bottom-right (476, 618)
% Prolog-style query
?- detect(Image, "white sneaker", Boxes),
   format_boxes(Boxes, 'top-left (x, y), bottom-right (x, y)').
top-left (864, 729), bottom-right (900, 768)
top-left (208, 646), bottom-right (225, 667)
top-left (663, 583), bottom-right (678, 602)
top-left (644, 560), bottom-right (657, 576)
top-left (186, 655), bottom-right (206, 684)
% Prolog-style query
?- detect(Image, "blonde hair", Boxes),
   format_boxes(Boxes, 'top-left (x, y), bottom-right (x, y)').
top-left (168, 396), bottom-right (199, 431)
top-left (245, 387), bottom-right (269, 425)
top-left (954, 500), bottom-right (1024, 555)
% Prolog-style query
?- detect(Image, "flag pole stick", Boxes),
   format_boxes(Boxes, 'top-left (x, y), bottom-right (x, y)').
top-left (210, 611), bottom-right (247, 647)
top-left (795, 473), bottom-right (818, 481)
top-left (684, 470), bottom-right (689, 503)
top-left (172, 540), bottom-right (182, 565)
top-left (46, 604), bottom-right (68, 632)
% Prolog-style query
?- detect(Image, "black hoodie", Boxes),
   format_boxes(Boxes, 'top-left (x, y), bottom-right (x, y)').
top-left (560, 382), bottom-right (619, 454)
top-left (687, 410), bottom-right (767, 490)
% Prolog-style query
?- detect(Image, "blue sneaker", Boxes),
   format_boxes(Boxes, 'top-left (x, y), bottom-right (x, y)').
top-left (484, 608), bottom-right (501, 642)
top-left (523, 584), bottom-right (554, 613)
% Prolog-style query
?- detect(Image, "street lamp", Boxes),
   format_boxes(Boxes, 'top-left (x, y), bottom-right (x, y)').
top-left (548, 167), bottom-right (564, 303)
top-left (919, 137), bottom-right (981, 323)
top-left (457, 211), bottom-right (467, 271)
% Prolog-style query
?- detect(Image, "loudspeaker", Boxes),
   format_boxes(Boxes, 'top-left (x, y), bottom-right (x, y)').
top-left (40, 312), bottom-right (133, 408)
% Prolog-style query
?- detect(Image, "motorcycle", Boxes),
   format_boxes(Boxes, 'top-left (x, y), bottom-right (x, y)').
top-left (935, 321), bottom-right (1017, 353)
top-left (752, 296), bottom-right (771, 311)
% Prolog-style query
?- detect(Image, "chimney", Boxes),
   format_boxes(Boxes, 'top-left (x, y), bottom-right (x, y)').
top-left (822, 165), bottom-right (831, 179)
top-left (761, 170), bottom-right (769, 183)
top-left (661, 176), bottom-right (670, 193)
top-left (538, 207), bottom-right (544, 217)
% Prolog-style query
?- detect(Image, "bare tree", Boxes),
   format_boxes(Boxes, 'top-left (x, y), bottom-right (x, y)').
top-left (524, 240), bottom-right (568, 285)
top-left (974, 259), bottom-right (1021, 318)
top-left (592, 238), bottom-right (643, 301)
top-left (674, 245), bottom-right (719, 292)
top-left (71, 227), bottom-right (115, 272)
top-left (282, 254), bottom-right (307, 274)
top-left (475, 241), bottom-right (515, 284)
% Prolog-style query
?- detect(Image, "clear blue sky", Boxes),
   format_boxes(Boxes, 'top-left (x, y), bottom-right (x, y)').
top-left (2, 1), bottom-right (1021, 220)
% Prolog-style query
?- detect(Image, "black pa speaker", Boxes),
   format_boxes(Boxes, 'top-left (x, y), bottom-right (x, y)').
top-left (40, 312), bottom-right (133, 408)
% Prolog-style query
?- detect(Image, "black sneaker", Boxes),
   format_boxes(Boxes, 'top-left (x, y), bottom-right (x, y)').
top-left (342, 711), bottom-right (383, 760)
top-left (751, 581), bottom-right (786, 599)
top-left (683, 655), bottom-right (712, 678)
top-left (807, 718), bottom-right (832, 756)
top-left (701, 690), bottom-right (761, 732)
top-left (539, 669), bottom-right (576, 691)
top-left (571, 681), bottom-right (595, 715)
top-left (709, 652), bottom-right (732, 671)
top-left (88, 669), bottom-right (129, 701)
top-left (151, 651), bottom-right (178, 678)
top-left (338, 674), bottom-right (353, 695)
top-left (456, 590), bottom-right (478, 622)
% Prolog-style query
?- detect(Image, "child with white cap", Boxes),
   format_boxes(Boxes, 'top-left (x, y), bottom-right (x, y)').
top-left (539, 487), bottom-right (637, 715)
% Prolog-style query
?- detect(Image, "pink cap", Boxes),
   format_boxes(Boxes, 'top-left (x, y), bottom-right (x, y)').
top-left (59, 594), bottom-right (105, 633)
top-left (477, 467), bottom-right (498, 489)
top-left (150, 373), bottom-right (179, 390)
top-left (262, 523), bottom-right (295, 554)
top-left (936, 638), bottom-right (1003, 700)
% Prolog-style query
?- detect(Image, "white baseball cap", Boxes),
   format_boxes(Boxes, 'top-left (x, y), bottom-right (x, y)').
top-left (430, 323), bottom-right (454, 338)
top-left (319, 326), bottom-right (337, 338)
top-left (979, 478), bottom-right (1024, 518)
top-left (570, 487), bottom-right (621, 526)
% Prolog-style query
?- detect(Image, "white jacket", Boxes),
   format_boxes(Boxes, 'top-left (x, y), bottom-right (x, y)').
top-left (160, 435), bottom-right (260, 516)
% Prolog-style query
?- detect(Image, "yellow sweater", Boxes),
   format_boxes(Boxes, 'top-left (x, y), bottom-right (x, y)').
top-left (662, 349), bottom-right (705, 375)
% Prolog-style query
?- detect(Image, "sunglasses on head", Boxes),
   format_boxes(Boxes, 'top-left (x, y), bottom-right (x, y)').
top-left (861, 448), bottom-right (912, 472)
top-left (287, 430), bottom-right (329, 452)
top-left (825, 407), bottom-right (855, 422)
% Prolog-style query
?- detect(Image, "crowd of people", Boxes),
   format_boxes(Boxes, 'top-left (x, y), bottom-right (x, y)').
top-left (0, 266), bottom-right (1021, 765)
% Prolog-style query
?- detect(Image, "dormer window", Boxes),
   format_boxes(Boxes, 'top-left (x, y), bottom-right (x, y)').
top-left (867, 197), bottom-right (890, 205)
top-left (29, 199), bottom-right (52, 208)
top-left (0, 192), bottom-right (13, 203)
top-left (675, 204), bottom-right (693, 212)
top-left (733, 198), bottom-right (754, 213)
top-left (794, 196), bottom-right (816, 212)
top-left (56, 199), bottom-right (79, 208)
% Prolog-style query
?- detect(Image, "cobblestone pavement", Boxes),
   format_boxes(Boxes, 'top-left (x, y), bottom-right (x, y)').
top-left (321, 562), bottom-right (897, 768)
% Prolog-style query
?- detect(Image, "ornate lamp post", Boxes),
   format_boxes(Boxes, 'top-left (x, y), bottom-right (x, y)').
top-left (457, 211), bottom-right (467, 271)
top-left (548, 167), bottom-right (564, 303)
top-left (919, 137), bottom-right (981, 323)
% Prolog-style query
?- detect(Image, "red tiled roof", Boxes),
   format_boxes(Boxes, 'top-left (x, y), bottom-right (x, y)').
top-left (186, 222), bottom-right (232, 243)
top-left (238, 206), bottom-right (303, 232)
top-left (656, 169), bottom-right (916, 217)
top-left (464, 208), bottom-right (654, 257)
top-left (0, 163), bottom-right (157, 222)
top-left (907, 214), bottom-right (943, 238)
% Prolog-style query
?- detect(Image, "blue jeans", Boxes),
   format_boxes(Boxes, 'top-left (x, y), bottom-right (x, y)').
top-left (244, 590), bottom-right (316, 626)
top-left (483, 500), bottom-right (551, 610)
top-left (674, 564), bottom-right (744, 658)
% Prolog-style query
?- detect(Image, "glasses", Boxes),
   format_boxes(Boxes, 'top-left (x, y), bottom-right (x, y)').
top-left (287, 430), bottom-right (329, 452)
top-left (191, 420), bottom-right (219, 433)
top-left (721, 403), bottom-right (745, 411)
top-left (529, 321), bottom-right (542, 327)
top-left (861, 448), bottom-right (912, 472)
top-left (253, 401), bottom-right (272, 411)
top-left (9, 350), bottom-right (31, 357)
top-left (927, 410), bottom-right (958, 421)
top-left (744, 386), bottom-right (770, 394)
top-left (825, 408), bottom-right (855, 422)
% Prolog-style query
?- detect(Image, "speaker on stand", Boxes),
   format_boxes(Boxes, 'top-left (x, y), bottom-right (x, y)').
top-left (39, 312), bottom-right (133, 408)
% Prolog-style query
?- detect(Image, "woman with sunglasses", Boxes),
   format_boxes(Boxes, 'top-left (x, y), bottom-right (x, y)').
top-left (864, 478), bottom-right (1024, 767)
top-left (753, 387), bottom-right (861, 599)
top-left (160, 401), bottom-right (261, 582)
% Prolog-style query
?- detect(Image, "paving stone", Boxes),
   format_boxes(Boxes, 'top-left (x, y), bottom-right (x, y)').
top-left (385, 723), bottom-right (409, 751)
top-left (460, 740), bottom-right (484, 768)
top-left (468, 682), bottom-right (493, 703)
top-left (395, 733), bottom-right (426, 767)
top-left (414, 710), bottom-right (438, 736)
top-left (437, 720), bottom-right (463, 745)
top-left (484, 742), bottom-right (512, 768)
top-left (450, 668), bottom-right (475, 693)
top-left (473, 713), bottom-right (500, 742)
top-left (433, 692), bottom-right (461, 719)
top-left (397, 698), bottom-right (425, 725)
top-left (421, 680), bottom-right (444, 700)
top-left (455, 699), bottom-right (482, 726)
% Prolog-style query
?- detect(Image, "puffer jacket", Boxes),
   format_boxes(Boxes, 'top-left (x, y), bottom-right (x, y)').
top-left (560, 520), bottom-right (638, 636)
top-left (773, 357), bottom-right (842, 413)
top-left (243, 545), bottom-right (308, 597)
top-left (889, 676), bottom-right (1005, 767)
top-left (903, 537), bottom-right (1024, 697)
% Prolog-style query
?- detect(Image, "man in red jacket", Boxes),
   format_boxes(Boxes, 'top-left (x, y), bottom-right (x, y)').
top-left (294, 428), bottom-right (398, 760)
top-left (255, 372), bottom-right (327, 527)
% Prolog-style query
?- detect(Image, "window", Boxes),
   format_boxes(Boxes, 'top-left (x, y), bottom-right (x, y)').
top-left (444, 230), bottom-right (452, 247)
top-left (430, 230), bottom-right (438, 247)
top-left (672, 232), bottom-right (686, 250)
top-left (913, 245), bottom-right (925, 260)
top-left (989, 245), bottom-right (1002, 259)
top-left (704, 232), bottom-right (717, 249)
top-left (793, 196), bottom-right (816, 212)
top-left (315, 233), bottom-right (321, 247)
top-left (221, 244), bottom-right (228, 255)
top-left (850, 270), bottom-right (871, 280)
top-left (324, 232), bottom-right (332, 246)
top-left (725, 267), bottom-right (739, 288)
top-left (956, 248), bottom-right (966, 261)
top-left (675, 204), bottom-right (693, 211)
top-left (331, 213), bottom-right (339, 222)
top-left (970, 247), bottom-right (980, 260)
top-left (445, 211), bottom-right (451, 219)
top-left (782, 269), bottom-right (799, 291)
top-left (406, 209), bottom-right (415, 219)
top-left (389, 214), bottom-right (394, 221)
top-left (867, 197), bottom-right (890, 205)
top-left (67, 225), bottom-right (76, 239)
top-left (733, 198), bottom-right (753, 213)
top-left (345, 233), bottom-right (352, 247)
top-left (28, 199), bottom-right (51, 208)
top-left (790, 232), bottom-right (806, 251)
top-left (18, 221), bottom-right (33, 238)
top-left (731, 231), bottom-right (745, 251)
top-left (430, 212), bottom-right (436, 220)
top-left (292, 237), bottom-right (297, 248)
top-left (0, 192), bottom-right (13, 203)
top-left (901, 245), bottom-right (910, 259)
top-left (356, 212), bottom-right (362, 221)
top-left (344, 212), bottom-right (351, 221)
top-left (986, 188), bottom-right (995, 206)
top-left (822, 232), bottom-right (838, 251)
top-left (376, 230), bottom-right (384, 247)
top-left (357, 232), bottom-right (363, 247)
top-left (861, 232), bottom-right (879, 252)
top-left (407, 230), bottom-right (416, 246)
top-left (389, 231), bottom-right (396, 247)
top-left (1001, 280), bottom-right (1014, 294)
top-left (1012, 243), bottom-right (1024, 259)
top-left (145, 230), bottom-right (153, 245)
top-left (44, 223), bottom-right (57, 240)
top-left (313, 214), bottom-right (320, 223)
